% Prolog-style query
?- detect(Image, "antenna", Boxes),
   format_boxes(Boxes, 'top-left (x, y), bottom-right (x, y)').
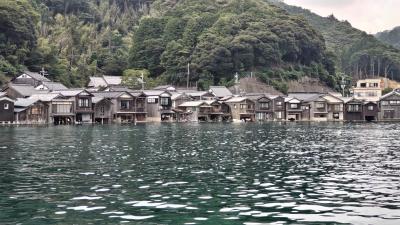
top-left (40, 67), bottom-right (48, 77)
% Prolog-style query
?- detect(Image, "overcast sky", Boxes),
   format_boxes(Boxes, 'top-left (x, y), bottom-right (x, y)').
top-left (284, 0), bottom-right (399, 34)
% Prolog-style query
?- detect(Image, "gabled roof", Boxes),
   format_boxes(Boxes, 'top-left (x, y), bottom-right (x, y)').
top-left (0, 95), bottom-right (14, 102)
top-left (143, 90), bottom-right (171, 97)
top-left (88, 77), bottom-right (107, 87)
top-left (322, 94), bottom-right (344, 103)
top-left (52, 89), bottom-right (92, 97)
top-left (179, 101), bottom-right (206, 107)
top-left (7, 84), bottom-right (49, 97)
top-left (103, 76), bottom-right (122, 86)
top-left (92, 91), bottom-right (133, 99)
top-left (153, 85), bottom-right (176, 92)
top-left (288, 93), bottom-right (322, 102)
top-left (21, 71), bottom-right (50, 82)
top-left (380, 91), bottom-right (400, 100)
top-left (0, 92), bottom-right (6, 98)
top-left (14, 98), bottom-right (39, 107)
top-left (28, 93), bottom-right (61, 102)
top-left (285, 97), bottom-right (301, 103)
top-left (40, 81), bottom-right (68, 91)
top-left (209, 86), bottom-right (233, 98)
top-left (225, 97), bottom-right (252, 103)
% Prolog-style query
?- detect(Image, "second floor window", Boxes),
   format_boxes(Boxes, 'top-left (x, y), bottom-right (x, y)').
top-left (333, 104), bottom-right (342, 111)
top-left (120, 100), bottom-right (129, 110)
top-left (316, 103), bottom-right (325, 109)
top-left (100, 106), bottom-right (105, 115)
top-left (368, 105), bottom-right (374, 111)
top-left (276, 101), bottom-right (282, 106)
top-left (347, 104), bottom-right (360, 112)
top-left (160, 97), bottom-right (169, 106)
top-left (4, 103), bottom-right (9, 110)
top-left (290, 104), bottom-right (298, 109)
top-left (78, 98), bottom-right (90, 107)
top-left (260, 103), bottom-right (269, 109)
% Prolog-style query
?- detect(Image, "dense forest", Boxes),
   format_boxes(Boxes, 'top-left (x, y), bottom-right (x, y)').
top-left (1, 0), bottom-right (400, 93)
top-left (376, 26), bottom-right (400, 50)
top-left (271, 0), bottom-right (400, 82)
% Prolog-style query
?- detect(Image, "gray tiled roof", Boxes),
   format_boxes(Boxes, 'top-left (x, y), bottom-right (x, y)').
top-left (209, 86), bottom-right (233, 98)
top-left (9, 84), bottom-right (48, 97)
top-left (41, 82), bottom-right (68, 91)
top-left (23, 71), bottom-right (50, 82)
top-left (14, 98), bottom-right (39, 107)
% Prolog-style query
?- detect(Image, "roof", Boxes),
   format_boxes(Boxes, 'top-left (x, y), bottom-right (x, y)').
top-left (225, 97), bottom-right (250, 103)
top-left (52, 89), bottom-right (92, 97)
top-left (22, 71), bottom-right (50, 82)
top-left (28, 93), bottom-right (61, 102)
top-left (143, 90), bottom-right (169, 96)
top-left (8, 84), bottom-right (48, 97)
top-left (88, 77), bottom-right (107, 87)
top-left (209, 86), bottom-right (233, 98)
top-left (92, 96), bottom-right (105, 104)
top-left (153, 85), bottom-right (176, 92)
top-left (92, 91), bottom-right (133, 99)
top-left (103, 76), bottom-right (122, 86)
top-left (41, 81), bottom-right (68, 91)
top-left (0, 92), bottom-right (6, 98)
top-left (184, 91), bottom-right (210, 97)
top-left (322, 94), bottom-right (344, 103)
top-left (380, 90), bottom-right (400, 100)
top-left (285, 97), bottom-right (301, 103)
top-left (288, 93), bottom-right (322, 102)
top-left (108, 86), bottom-right (134, 92)
top-left (179, 101), bottom-right (206, 107)
top-left (14, 98), bottom-right (39, 107)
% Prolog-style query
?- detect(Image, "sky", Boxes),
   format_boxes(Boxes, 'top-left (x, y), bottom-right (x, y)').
top-left (284, 0), bottom-right (400, 34)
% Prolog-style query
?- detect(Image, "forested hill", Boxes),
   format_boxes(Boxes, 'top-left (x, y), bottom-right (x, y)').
top-left (376, 26), bottom-right (400, 50)
top-left (0, 0), bottom-right (399, 93)
top-left (269, 0), bottom-right (400, 82)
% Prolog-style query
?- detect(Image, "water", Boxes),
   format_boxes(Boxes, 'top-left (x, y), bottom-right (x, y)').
top-left (0, 123), bottom-right (400, 225)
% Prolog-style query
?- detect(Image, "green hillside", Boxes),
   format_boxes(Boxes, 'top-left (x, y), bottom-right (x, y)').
top-left (270, 0), bottom-right (400, 81)
top-left (376, 26), bottom-right (400, 50)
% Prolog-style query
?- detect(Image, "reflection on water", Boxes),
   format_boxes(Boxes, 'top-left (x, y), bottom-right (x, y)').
top-left (0, 123), bottom-right (400, 224)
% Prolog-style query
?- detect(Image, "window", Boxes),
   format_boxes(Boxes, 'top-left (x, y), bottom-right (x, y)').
top-left (31, 107), bottom-right (41, 115)
top-left (4, 103), bottom-right (9, 110)
top-left (160, 97), bottom-right (169, 106)
top-left (240, 104), bottom-right (246, 109)
top-left (347, 104), bottom-right (360, 112)
top-left (316, 103), bottom-right (325, 109)
top-left (276, 101), bottom-right (282, 106)
top-left (290, 104), bottom-right (298, 109)
top-left (360, 83), bottom-right (366, 88)
top-left (333, 113), bottom-right (340, 119)
top-left (276, 111), bottom-right (282, 119)
top-left (368, 105), bottom-right (374, 111)
top-left (234, 104), bottom-right (237, 109)
top-left (53, 103), bottom-right (72, 113)
top-left (369, 83), bottom-right (378, 87)
top-left (147, 98), bottom-right (158, 104)
top-left (381, 101), bottom-right (389, 106)
top-left (78, 98), bottom-right (89, 107)
top-left (100, 106), bottom-right (105, 116)
top-left (192, 107), bottom-right (197, 112)
top-left (384, 110), bottom-right (395, 119)
top-left (260, 103), bottom-right (269, 109)
top-left (301, 105), bottom-right (309, 110)
top-left (120, 100), bottom-right (129, 110)
top-left (367, 92), bottom-right (377, 97)
top-left (333, 104), bottom-right (342, 111)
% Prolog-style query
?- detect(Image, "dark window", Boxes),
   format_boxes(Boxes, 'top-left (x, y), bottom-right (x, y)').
top-left (78, 98), bottom-right (89, 107)
top-left (120, 100), bottom-right (129, 110)
top-left (360, 83), bottom-right (367, 88)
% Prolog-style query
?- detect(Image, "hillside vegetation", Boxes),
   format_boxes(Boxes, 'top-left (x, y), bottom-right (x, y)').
top-left (1, 0), bottom-right (399, 93)
top-left (376, 26), bottom-right (400, 50)
top-left (271, 0), bottom-right (400, 81)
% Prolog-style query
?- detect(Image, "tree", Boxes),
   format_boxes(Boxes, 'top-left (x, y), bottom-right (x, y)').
top-left (122, 68), bottom-right (151, 89)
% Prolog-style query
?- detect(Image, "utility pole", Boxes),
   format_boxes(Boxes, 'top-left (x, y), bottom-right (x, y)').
top-left (340, 75), bottom-right (346, 97)
top-left (187, 63), bottom-right (190, 89)
top-left (141, 72), bottom-right (145, 90)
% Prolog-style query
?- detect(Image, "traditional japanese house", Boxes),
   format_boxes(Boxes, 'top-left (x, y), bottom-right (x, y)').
top-left (143, 90), bottom-right (173, 122)
top-left (92, 91), bottom-right (147, 123)
top-left (224, 97), bottom-right (255, 122)
top-left (324, 94), bottom-right (344, 121)
top-left (285, 97), bottom-right (303, 121)
top-left (184, 91), bottom-right (215, 101)
top-left (92, 97), bottom-right (113, 124)
top-left (363, 102), bottom-right (379, 121)
top-left (205, 100), bottom-right (226, 122)
top-left (305, 95), bottom-right (329, 121)
top-left (14, 99), bottom-right (48, 124)
top-left (88, 75), bottom-right (122, 90)
top-left (247, 94), bottom-right (273, 121)
top-left (12, 71), bottom-right (50, 87)
top-left (178, 101), bottom-right (210, 122)
top-left (3, 83), bottom-right (48, 99)
top-left (378, 91), bottom-right (400, 121)
top-left (269, 95), bottom-right (286, 121)
top-left (53, 90), bottom-right (94, 124)
top-left (343, 98), bottom-right (364, 121)
top-left (50, 97), bottom-right (75, 125)
top-left (28, 93), bottom-right (63, 123)
top-left (0, 92), bottom-right (14, 123)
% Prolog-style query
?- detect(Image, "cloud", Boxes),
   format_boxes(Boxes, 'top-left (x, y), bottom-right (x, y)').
top-left (284, 0), bottom-right (399, 33)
